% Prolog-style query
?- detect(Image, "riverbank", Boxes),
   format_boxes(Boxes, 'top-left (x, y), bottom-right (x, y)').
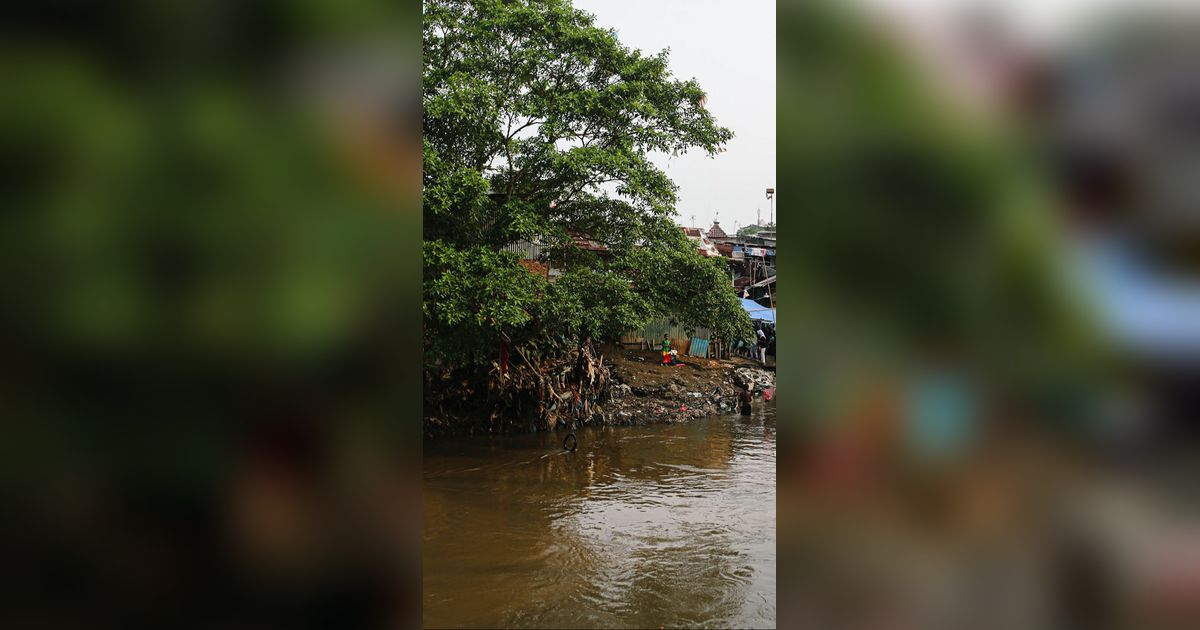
top-left (423, 343), bottom-right (776, 437)
top-left (422, 338), bottom-right (777, 436)
top-left (603, 345), bottom-right (776, 424)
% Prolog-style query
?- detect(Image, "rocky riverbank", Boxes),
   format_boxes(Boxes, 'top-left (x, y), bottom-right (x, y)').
top-left (423, 342), bottom-right (775, 437)
top-left (602, 345), bottom-right (776, 424)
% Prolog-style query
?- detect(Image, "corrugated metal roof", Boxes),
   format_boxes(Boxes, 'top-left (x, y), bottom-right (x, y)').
top-left (567, 232), bottom-right (609, 252)
top-left (750, 275), bottom-right (776, 288)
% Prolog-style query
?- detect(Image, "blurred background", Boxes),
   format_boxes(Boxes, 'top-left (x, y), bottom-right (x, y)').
top-left (8, 0), bottom-right (1200, 627)
top-left (0, 2), bottom-right (422, 628)
top-left (778, 0), bottom-right (1200, 628)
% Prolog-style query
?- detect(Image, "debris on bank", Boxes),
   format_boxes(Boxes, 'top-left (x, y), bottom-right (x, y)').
top-left (601, 345), bottom-right (776, 424)
top-left (423, 342), bottom-right (775, 437)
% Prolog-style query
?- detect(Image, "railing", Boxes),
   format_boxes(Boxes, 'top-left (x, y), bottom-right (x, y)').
top-left (503, 239), bottom-right (545, 260)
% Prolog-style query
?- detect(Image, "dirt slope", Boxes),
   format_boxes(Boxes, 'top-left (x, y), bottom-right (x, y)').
top-left (600, 344), bottom-right (776, 424)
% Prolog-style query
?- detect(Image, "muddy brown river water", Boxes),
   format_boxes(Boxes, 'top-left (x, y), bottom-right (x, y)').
top-left (423, 403), bottom-right (776, 629)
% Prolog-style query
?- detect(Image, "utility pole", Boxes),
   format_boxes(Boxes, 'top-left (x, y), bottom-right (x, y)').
top-left (756, 207), bottom-right (761, 227)
top-left (765, 188), bottom-right (775, 227)
top-left (690, 214), bottom-right (696, 228)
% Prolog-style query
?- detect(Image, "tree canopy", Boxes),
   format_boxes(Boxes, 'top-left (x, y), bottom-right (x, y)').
top-left (737, 224), bottom-right (772, 237)
top-left (423, 0), bottom-right (752, 367)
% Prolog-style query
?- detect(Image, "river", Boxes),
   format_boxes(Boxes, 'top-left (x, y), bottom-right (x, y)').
top-left (423, 402), bottom-right (776, 629)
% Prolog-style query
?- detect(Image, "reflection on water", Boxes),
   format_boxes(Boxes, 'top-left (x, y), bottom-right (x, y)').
top-left (423, 404), bottom-right (776, 629)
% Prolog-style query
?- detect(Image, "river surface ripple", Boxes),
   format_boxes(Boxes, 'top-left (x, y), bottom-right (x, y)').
top-left (423, 403), bottom-right (776, 629)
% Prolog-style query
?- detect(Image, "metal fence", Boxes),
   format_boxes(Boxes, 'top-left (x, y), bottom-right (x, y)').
top-left (620, 320), bottom-right (728, 358)
top-left (503, 239), bottom-right (544, 261)
top-left (621, 319), bottom-right (690, 352)
top-left (688, 327), bottom-right (711, 358)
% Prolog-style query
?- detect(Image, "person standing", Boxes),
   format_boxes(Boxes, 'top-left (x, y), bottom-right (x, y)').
top-left (661, 334), bottom-right (671, 365)
top-left (739, 384), bottom-right (754, 416)
top-left (756, 327), bottom-right (768, 366)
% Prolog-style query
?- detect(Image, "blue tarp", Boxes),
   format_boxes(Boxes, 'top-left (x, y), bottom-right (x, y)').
top-left (740, 298), bottom-right (776, 324)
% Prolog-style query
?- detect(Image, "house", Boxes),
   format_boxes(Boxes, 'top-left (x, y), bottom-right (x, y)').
top-left (683, 226), bottom-right (721, 258)
top-left (503, 230), bottom-right (612, 282)
top-left (568, 232), bottom-right (610, 255)
top-left (703, 220), bottom-right (777, 305)
top-left (707, 220), bottom-right (730, 243)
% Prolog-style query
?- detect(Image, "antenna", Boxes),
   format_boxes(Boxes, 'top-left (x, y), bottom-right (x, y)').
top-left (757, 207), bottom-right (761, 226)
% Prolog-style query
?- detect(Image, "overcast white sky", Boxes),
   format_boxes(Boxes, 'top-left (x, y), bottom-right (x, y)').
top-left (572, 0), bottom-right (776, 234)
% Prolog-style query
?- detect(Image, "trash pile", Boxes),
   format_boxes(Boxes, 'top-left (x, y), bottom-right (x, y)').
top-left (601, 352), bottom-right (777, 423)
top-left (424, 343), bottom-right (777, 436)
top-left (733, 367), bottom-right (776, 393)
top-left (424, 339), bottom-right (614, 435)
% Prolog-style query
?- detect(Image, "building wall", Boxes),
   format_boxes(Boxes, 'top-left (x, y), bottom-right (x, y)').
top-left (518, 259), bottom-right (548, 278)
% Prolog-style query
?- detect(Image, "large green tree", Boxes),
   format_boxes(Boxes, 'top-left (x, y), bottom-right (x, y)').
top-left (423, 0), bottom-right (751, 367)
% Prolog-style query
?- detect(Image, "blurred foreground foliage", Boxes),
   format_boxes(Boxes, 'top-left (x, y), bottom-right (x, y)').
top-left (777, 2), bottom-right (1103, 422)
top-left (1, 2), bottom-right (422, 627)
